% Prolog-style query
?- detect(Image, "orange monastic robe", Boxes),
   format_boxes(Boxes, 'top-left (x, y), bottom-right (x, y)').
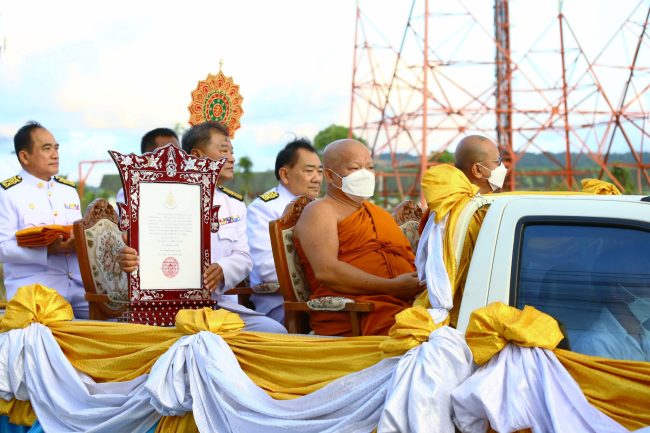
top-left (296, 201), bottom-right (416, 336)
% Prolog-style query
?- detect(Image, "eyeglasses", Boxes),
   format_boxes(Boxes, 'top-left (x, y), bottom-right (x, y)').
top-left (479, 156), bottom-right (503, 165)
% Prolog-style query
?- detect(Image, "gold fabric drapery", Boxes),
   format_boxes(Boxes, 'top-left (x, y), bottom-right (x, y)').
top-left (581, 178), bottom-right (622, 195)
top-left (465, 302), bottom-right (650, 430)
top-left (0, 285), bottom-right (384, 430)
top-left (414, 165), bottom-right (479, 311)
top-left (1, 285), bottom-right (648, 431)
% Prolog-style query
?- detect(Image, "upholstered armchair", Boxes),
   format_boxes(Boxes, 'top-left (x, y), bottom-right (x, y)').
top-left (73, 198), bottom-right (127, 320)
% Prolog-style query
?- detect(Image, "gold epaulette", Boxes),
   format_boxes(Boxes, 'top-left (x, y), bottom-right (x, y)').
top-left (259, 191), bottom-right (279, 202)
top-left (218, 186), bottom-right (243, 201)
top-left (54, 176), bottom-right (77, 189)
top-left (0, 175), bottom-right (22, 190)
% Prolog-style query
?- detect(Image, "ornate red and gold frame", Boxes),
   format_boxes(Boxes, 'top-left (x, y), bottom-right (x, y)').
top-left (109, 144), bottom-right (224, 325)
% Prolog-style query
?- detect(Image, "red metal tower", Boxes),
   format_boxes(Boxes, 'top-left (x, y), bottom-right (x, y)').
top-left (349, 0), bottom-right (650, 200)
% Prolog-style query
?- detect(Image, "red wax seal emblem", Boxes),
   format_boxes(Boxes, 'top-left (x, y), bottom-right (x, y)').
top-left (162, 257), bottom-right (179, 278)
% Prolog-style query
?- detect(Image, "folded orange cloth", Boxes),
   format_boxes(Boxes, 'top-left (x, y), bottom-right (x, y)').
top-left (16, 225), bottom-right (72, 247)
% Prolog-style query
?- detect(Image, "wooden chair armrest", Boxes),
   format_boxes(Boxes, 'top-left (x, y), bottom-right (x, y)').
top-left (224, 287), bottom-right (254, 296)
top-left (284, 301), bottom-right (375, 312)
top-left (84, 293), bottom-right (111, 303)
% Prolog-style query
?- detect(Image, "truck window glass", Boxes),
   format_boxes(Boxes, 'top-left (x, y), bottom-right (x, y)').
top-left (516, 224), bottom-right (650, 362)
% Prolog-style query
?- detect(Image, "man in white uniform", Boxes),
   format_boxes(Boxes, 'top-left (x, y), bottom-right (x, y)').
top-left (246, 138), bottom-right (322, 323)
top-left (118, 121), bottom-right (286, 333)
top-left (0, 121), bottom-right (88, 318)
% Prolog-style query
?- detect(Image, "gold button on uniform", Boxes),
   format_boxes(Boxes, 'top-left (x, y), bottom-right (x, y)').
top-left (29, 203), bottom-right (35, 210)
top-left (53, 211), bottom-right (59, 216)
top-left (48, 192), bottom-right (52, 197)
top-left (37, 182), bottom-right (44, 188)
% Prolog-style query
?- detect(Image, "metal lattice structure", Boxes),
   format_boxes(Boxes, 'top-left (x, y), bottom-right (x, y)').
top-left (349, 0), bottom-right (650, 200)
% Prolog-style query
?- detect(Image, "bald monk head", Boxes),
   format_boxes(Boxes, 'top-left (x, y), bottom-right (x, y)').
top-left (454, 135), bottom-right (507, 193)
top-left (323, 139), bottom-right (375, 206)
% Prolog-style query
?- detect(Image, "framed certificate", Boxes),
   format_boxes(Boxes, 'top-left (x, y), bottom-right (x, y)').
top-left (109, 145), bottom-right (224, 325)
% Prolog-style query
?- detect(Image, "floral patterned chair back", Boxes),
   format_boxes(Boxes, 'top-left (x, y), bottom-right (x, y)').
top-left (270, 196), bottom-right (313, 305)
top-left (392, 200), bottom-right (424, 252)
top-left (73, 198), bottom-right (127, 320)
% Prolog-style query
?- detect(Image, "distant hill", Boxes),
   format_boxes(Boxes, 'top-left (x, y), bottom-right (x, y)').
top-left (98, 151), bottom-right (649, 202)
top-left (375, 151), bottom-right (650, 169)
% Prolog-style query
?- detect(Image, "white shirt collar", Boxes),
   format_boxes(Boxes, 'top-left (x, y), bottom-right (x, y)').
top-left (276, 183), bottom-right (297, 200)
top-left (19, 169), bottom-right (53, 188)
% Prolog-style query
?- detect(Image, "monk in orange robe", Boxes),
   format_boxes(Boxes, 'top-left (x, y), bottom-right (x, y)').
top-left (294, 139), bottom-right (423, 336)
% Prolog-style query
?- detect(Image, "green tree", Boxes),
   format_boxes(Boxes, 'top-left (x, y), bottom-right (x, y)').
top-left (236, 156), bottom-right (254, 198)
top-left (611, 166), bottom-right (634, 193)
top-left (428, 150), bottom-right (454, 164)
top-left (313, 124), bottom-right (365, 152)
top-left (173, 122), bottom-right (188, 138)
top-left (81, 188), bottom-right (112, 214)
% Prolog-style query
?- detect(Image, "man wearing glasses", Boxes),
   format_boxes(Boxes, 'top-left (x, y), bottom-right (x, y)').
top-left (454, 135), bottom-right (507, 193)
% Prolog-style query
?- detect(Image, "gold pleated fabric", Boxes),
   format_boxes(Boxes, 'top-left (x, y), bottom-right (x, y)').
top-left (0, 399), bottom-right (36, 426)
top-left (556, 349), bottom-right (650, 430)
top-left (464, 302), bottom-right (563, 366)
top-left (175, 307), bottom-right (245, 335)
top-left (155, 413), bottom-right (199, 433)
top-left (0, 286), bottom-right (386, 428)
top-left (581, 178), bottom-right (622, 195)
top-left (379, 306), bottom-right (445, 358)
top-left (0, 284), bottom-right (73, 331)
top-left (4, 286), bottom-right (649, 431)
top-left (466, 303), bottom-right (650, 429)
top-left (414, 164), bottom-right (479, 309)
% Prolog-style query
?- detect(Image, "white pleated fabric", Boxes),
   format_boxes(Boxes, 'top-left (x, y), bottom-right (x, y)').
top-left (147, 330), bottom-right (398, 433)
top-left (377, 326), bottom-right (473, 433)
top-left (415, 212), bottom-right (451, 324)
top-left (0, 324), bottom-right (159, 433)
top-left (450, 344), bottom-right (629, 433)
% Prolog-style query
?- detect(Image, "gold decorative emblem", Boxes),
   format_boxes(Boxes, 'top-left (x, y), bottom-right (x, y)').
top-left (164, 191), bottom-right (177, 209)
top-left (1, 175), bottom-right (22, 190)
top-left (259, 191), bottom-right (279, 202)
top-left (218, 186), bottom-right (243, 201)
top-left (188, 63), bottom-right (244, 138)
top-left (54, 176), bottom-right (77, 189)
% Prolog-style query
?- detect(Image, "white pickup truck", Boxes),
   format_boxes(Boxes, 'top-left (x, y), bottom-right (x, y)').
top-left (452, 194), bottom-right (650, 361)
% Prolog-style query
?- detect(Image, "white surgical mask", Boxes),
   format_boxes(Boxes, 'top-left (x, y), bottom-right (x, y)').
top-left (330, 168), bottom-right (375, 203)
top-left (478, 162), bottom-right (507, 191)
top-left (620, 284), bottom-right (650, 327)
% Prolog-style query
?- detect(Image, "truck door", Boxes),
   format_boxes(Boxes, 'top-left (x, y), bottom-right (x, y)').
top-left (458, 196), bottom-right (650, 362)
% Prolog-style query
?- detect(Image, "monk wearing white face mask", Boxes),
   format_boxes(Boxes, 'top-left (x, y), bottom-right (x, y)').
top-left (454, 135), bottom-right (506, 193)
top-left (293, 139), bottom-right (424, 336)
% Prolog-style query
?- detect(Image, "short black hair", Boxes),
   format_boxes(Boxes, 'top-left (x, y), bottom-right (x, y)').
top-left (181, 121), bottom-right (229, 154)
top-left (274, 137), bottom-right (318, 180)
top-left (14, 121), bottom-right (45, 157)
top-left (141, 128), bottom-right (178, 154)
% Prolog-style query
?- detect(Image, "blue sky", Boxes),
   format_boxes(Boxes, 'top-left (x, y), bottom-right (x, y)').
top-left (0, 0), bottom-right (647, 186)
top-left (0, 0), bottom-right (358, 185)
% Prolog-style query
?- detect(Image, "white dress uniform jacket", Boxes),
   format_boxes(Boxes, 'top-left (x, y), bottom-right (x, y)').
top-left (211, 186), bottom-right (252, 307)
top-left (246, 184), bottom-right (296, 323)
top-left (210, 186), bottom-right (286, 333)
top-left (115, 187), bottom-right (125, 205)
top-left (0, 170), bottom-right (88, 318)
top-left (573, 307), bottom-right (650, 362)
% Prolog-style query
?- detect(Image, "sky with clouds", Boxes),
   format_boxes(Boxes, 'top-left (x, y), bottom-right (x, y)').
top-left (0, 0), bottom-right (647, 186)
top-left (0, 0), bottom-right (361, 185)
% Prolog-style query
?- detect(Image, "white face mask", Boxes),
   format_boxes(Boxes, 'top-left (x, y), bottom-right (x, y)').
top-left (620, 284), bottom-right (650, 328)
top-left (330, 168), bottom-right (375, 203)
top-left (478, 162), bottom-right (507, 191)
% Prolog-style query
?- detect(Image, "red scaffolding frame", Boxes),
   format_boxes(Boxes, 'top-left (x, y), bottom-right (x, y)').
top-left (349, 0), bottom-right (650, 200)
